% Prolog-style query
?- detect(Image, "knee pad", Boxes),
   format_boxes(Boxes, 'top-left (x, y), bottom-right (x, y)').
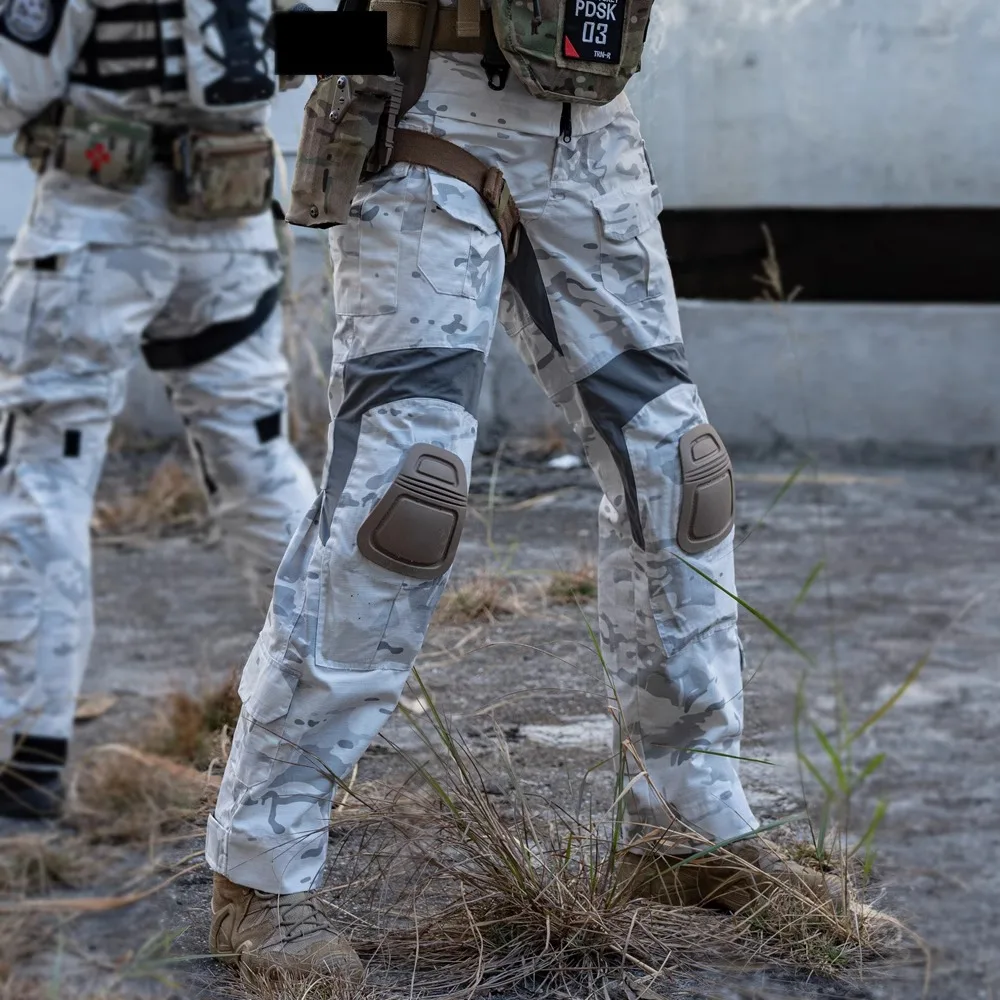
top-left (357, 444), bottom-right (468, 580)
top-left (677, 424), bottom-right (735, 555)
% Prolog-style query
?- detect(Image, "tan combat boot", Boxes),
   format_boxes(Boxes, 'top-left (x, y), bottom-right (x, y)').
top-left (617, 835), bottom-right (843, 913)
top-left (210, 873), bottom-right (365, 980)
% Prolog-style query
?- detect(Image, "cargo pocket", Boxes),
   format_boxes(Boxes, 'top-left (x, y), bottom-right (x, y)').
top-left (235, 652), bottom-right (300, 789)
top-left (594, 184), bottom-right (667, 304)
top-left (0, 255), bottom-right (88, 375)
top-left (331, 164), bottom-right (408, 317)
top-left (0, 543), bottom-right (42, 656)
top-left (417, 168), bottom-right (499, 299)
top-left (0, 266), bottom-right (37, 374)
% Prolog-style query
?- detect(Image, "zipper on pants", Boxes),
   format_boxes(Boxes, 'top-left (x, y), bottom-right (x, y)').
top-left (559, 102), bottom-right (572, 142)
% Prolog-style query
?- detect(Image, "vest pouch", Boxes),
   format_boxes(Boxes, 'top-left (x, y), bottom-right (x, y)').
top-left (489, 0), bottom-right (654, 105)
top-left (169, 131), bottom-right (276, 221)
top-left (287, 74), bottom-right (402, 230)
top-left (44, 107), bottom-right (154, 188)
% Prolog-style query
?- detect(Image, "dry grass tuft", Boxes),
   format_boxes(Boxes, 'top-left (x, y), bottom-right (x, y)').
top-left (0, 913), bottom-right (55, 990)
top-left (231, 966), bottom-right (376, 1000)
top-left (0, 833), bottom-right (90, 895)
top-left (545, 563), bottom-right (598, 605)
top-left (319, 684), bottom-right (909, 999)
top-left (144, 669), bottom-right (242, 771)
top-left (434, 571), bottom-right (524, 625)
top-left (64, 743), bottom-right (219, 843)
top-left (92, 458), bottom-right (207, 538)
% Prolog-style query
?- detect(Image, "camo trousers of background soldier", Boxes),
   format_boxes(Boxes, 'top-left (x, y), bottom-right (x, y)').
top-left (207, 99), bottom-right (760, 895)
top-left (0, 246), bottom-right (315, 746)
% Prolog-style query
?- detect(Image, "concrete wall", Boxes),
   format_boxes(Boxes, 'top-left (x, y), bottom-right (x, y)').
top-left (3, 0), bottom-right (997, 216)
top-left (629, 0), bottom-right (1000, 207)
top-left (2, 3), bottom-right (997, 458)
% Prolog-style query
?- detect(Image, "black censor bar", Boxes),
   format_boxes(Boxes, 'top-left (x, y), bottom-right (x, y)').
top-left (272, 10), bottom-right (394, 76)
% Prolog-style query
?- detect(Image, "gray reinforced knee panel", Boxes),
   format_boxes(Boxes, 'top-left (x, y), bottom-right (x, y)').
top-left (677, 423), bottom-right (735, 555)
top-left (357, 444), bottom-right (468, 579)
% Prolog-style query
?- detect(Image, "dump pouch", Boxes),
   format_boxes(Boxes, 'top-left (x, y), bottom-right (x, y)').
top-left (489, 0), bottom-right (654, 104)
top-left (286, 73), bottom-right (403, 229)
top-left (168, 130), bottom-right (276, 220)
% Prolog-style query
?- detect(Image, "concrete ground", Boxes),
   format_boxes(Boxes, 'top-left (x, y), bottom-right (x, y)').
top-left (2, 445), bottom-right (999, 999)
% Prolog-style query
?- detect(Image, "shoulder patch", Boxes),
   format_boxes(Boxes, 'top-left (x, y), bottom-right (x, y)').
top-left (1, 0), bottom-right (68, 55)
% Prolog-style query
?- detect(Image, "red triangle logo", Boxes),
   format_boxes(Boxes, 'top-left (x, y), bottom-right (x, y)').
top-left (564, 36), bottom-right (581, 58)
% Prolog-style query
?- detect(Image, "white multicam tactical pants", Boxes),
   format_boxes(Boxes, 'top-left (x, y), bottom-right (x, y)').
top-left (0, 241), bottom-right (315, 746)
top-left (208, 65), bottom-right (759, 895)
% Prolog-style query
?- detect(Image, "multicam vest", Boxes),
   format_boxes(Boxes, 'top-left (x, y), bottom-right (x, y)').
top-left (490, 0), bottom-right (654, 104)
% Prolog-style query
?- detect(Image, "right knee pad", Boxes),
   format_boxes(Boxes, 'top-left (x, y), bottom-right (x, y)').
top-left (357, 444), bottom-right (468, 580)
top-left (677, 423), bottom-right (735, 555)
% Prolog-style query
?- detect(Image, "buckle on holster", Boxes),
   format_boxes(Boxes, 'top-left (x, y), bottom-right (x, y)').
top-left (482, 165), bottom-right (520, 261)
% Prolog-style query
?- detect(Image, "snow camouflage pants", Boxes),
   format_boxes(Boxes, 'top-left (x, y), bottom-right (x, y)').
top-left (0, 243), bottom-right (315, 747)
top-left (208, 77), bottom-right (760, 895)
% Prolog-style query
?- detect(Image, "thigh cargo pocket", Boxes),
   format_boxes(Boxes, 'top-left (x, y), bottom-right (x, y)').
top-left (594, 184), bottom-right (667, 304)
top-left (417, 169), bottom-right (500, 300)
top-left (0, 267), bottom-right (34, 373)
top-left (330, 164), bottom-right (409, 317)
top-left (0, 255), bottom-right (84, 375)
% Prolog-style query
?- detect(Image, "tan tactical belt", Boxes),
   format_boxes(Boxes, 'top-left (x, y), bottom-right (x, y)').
top-left (370, 0), bottom-right (488, 51)
top-left (389, 129), bottom-right (520, 258)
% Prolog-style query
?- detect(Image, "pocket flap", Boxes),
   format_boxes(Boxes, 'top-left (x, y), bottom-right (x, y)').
top-left (594, 184), bottom-right (663, 242)
top-left (427, 168), bottom-right (498, 236)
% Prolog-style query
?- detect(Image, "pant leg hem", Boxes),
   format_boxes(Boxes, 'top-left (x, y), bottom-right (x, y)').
top-left (205, 811), bottom-right (326, 896)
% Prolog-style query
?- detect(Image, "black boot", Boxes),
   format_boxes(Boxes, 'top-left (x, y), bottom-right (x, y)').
top-left (0, 734), bottom-right (67, 820)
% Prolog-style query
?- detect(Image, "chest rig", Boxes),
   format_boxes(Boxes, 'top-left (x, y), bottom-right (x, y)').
top-left (69, 0), bottom-right (275, 112)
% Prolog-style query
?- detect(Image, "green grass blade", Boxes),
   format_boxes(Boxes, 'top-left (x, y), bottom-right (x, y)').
top-left (798, 749), bottom-right (835, 798)
top-left (811, 723), bottom-right (849, 794)
top-left (791, 559), bottom-right (826, 611)
top-left (849, 652), bottom-right (929, 744)
top-left (678, 555), bottom-right (814, 665)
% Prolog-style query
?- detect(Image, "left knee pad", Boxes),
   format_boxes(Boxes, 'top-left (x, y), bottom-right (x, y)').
top-left (357, 444), bottom-right (468, 579)
top-left (677, 424), bottom-right (735, 555)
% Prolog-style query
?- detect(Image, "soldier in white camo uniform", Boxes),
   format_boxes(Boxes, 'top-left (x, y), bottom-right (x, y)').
top-left (0, 0), bottom-right (316, 818)
top-left (204, 16), bottom-right (840, 982)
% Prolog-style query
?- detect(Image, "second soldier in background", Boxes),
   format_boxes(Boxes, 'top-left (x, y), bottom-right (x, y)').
top-left (0, 0), bottom-right (315, 817)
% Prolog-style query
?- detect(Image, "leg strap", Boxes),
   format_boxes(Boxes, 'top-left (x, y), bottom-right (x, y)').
top-left (388, 130), bottom-right (521, 260)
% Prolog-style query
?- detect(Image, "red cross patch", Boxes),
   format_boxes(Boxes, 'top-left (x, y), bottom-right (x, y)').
top-left (85, 142), bottom-right (112, 171)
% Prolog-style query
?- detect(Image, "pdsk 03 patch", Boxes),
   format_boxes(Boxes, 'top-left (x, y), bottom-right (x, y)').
top-left (561, 0), bottom-right (624, 64)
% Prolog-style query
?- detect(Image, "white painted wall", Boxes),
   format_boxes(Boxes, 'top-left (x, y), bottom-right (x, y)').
top-left (627, 0), bottom-right (1000, 207)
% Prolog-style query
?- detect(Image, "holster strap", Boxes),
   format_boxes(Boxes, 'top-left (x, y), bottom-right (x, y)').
top-left (389, 129), bottom-right (520, 260)
top-left (370, 0), bottom-right (488, 51)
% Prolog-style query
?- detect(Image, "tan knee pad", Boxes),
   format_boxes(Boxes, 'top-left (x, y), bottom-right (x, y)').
top-left (357, 444), bottom-right (468, 579)
top-left (677, 424), bottom-right (735, 555)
